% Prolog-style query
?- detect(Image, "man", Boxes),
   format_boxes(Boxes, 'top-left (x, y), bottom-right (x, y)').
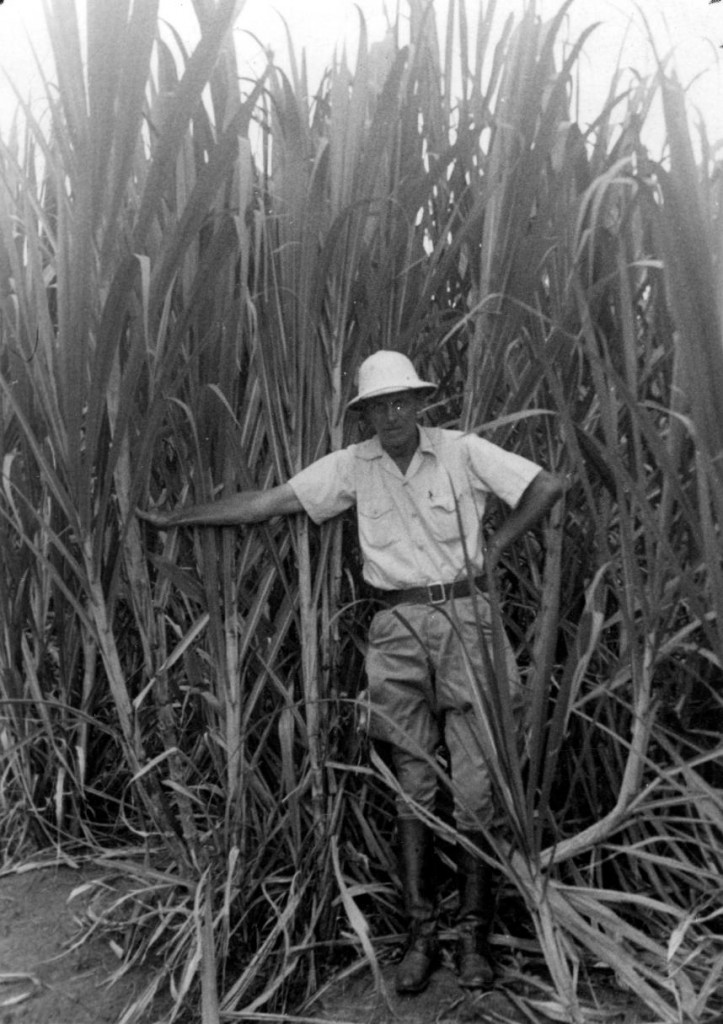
top-left (139, 350), bottom-right (564, 994)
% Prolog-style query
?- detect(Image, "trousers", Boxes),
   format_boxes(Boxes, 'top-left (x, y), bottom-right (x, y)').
top-left (365, 593), bottom-right (522, 829)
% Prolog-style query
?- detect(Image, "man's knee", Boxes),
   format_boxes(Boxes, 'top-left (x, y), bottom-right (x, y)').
top-left (392, 747), bottom-right (438, 814)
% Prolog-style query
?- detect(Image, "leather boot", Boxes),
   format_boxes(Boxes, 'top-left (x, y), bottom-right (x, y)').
top-left (395, 816), bottom-right (438, 994)
top-left (456, 831), bottom-right (495, 989)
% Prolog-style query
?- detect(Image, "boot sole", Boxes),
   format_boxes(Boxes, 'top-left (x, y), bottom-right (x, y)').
top-left (395, 977), bottom-right (433, 995)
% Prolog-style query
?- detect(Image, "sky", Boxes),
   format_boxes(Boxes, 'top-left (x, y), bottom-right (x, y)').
top-left (0, 0), bottom-right (721, 148)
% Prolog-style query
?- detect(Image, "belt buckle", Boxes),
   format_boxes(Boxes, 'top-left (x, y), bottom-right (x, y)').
top-left (427, 582), bottom-right (446, 605)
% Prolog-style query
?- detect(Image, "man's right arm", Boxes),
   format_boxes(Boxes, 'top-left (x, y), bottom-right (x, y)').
top-left (137, 483), bottom-right (303, 528)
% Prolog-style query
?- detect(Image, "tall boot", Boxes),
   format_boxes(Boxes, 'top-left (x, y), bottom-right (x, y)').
top-left (395, 816), bottom-right (438, 995)
top-left (456, 831), bottom-right (495, 989)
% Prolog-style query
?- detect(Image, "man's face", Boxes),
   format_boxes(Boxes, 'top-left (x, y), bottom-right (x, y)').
top-left (363, 390), bottom-right (420, 459)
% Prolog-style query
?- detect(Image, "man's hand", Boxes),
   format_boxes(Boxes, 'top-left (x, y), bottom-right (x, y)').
top-left (135, 507), bottom-right (181, 528)
top-left (485, 470), bottom-right (565, 568)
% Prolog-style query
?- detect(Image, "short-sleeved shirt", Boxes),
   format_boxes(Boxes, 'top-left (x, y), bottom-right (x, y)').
top-left (288, 425), bottom-right (541, 591)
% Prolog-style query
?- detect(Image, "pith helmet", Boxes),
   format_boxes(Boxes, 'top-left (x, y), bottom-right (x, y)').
top-left (347, 351), bottom-right (435, 410)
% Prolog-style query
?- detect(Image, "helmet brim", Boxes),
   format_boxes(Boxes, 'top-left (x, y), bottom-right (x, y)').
top-left (346, 381), bottom-right (436, 411)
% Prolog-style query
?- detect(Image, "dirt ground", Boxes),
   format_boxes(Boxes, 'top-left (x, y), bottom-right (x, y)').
top-left (0, 862), bottom-right (163, 1024)
top-left (0, 862), bottom-right (532, 1024)
top-left (0, 861), bottom-right (527, 1024)
top-left (312, 949), bottom-right (646, 1024)
top-left (313, 964), bottom-right (537, 1024)
top-left (0, 862), bottom-right (645, 1024)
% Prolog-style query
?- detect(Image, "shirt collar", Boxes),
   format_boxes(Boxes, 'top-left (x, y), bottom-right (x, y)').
top-left (417, 425), bottom-right (435, 456)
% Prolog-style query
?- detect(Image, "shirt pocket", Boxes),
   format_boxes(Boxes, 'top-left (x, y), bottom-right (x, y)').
top-left (359, 504), bottom-right (398, 550)
top-left (428, 491), bottom-right (462, 542)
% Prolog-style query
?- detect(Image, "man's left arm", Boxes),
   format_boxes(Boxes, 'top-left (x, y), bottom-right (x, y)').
top-left (485, 470), bottom-right (565, 571)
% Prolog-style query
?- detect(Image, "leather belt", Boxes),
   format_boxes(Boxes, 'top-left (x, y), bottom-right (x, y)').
top-left (376, 576), bottom-right (487, 608)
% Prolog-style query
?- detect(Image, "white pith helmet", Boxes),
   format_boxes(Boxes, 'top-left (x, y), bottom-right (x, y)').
top-left (347, 351), bottom-right (435, 410)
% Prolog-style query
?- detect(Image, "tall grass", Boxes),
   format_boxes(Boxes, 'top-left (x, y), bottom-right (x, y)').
top-left (1, 1), bottom-right (722, 1022)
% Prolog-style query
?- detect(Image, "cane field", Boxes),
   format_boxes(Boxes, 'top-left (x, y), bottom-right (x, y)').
top-left (0, 0), bottom-right (722, 1021)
